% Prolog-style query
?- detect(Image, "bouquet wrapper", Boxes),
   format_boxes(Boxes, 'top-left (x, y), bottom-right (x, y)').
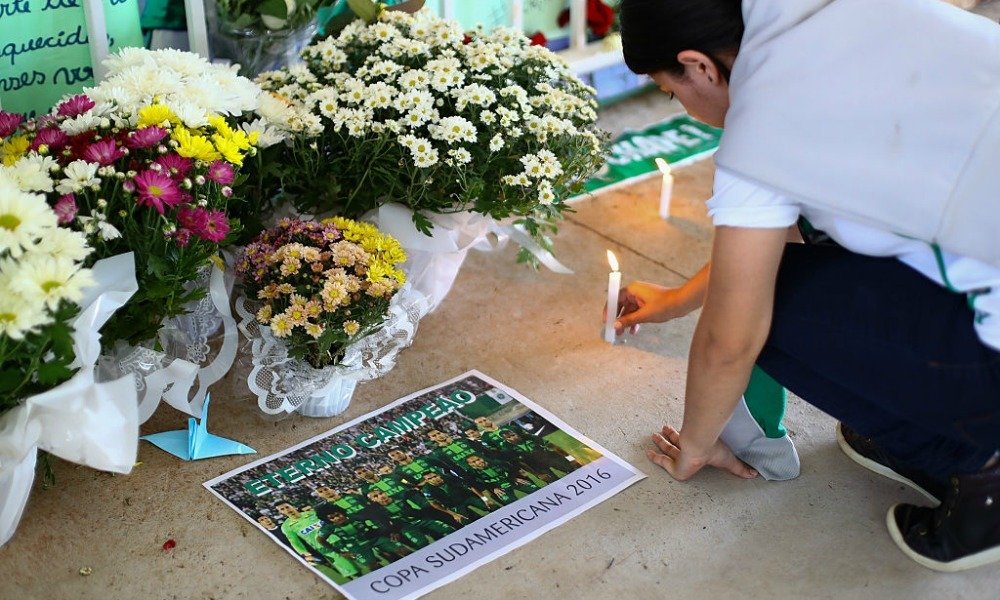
top-left (99, 261), bottom-right (239, 424)
top-left (235, 283), bottom-right (431, 418)
top-left (366, 203), bottom-right (572, 313)
top-left (0, 253), bottom-right (141, 547)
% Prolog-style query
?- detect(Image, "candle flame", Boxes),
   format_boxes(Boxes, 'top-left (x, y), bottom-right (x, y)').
top-left (655, 157), bottom-right (672, 175)
top-left (606, 250), bottom-right (619, 272)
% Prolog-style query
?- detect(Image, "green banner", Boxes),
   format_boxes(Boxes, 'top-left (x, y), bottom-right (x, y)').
top-left (0, 0), bottom-right (144, 116)
top-left (582, 113), bottom-right (721, 195)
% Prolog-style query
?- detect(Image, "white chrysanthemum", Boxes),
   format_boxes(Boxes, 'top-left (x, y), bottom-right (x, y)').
top-left (1, 155), bottom-right (56, 193)
top-left (33, 226), bottom-right (92, 262)
top-left (55, 160), bottom-right (100, 195)
top-left (398, 69), bottom-right (429, 90)
top-left (447, 148), bottom-right (472, 165)
top-left (170, 100), bottom-right (210, 128)
top-left (489, 134), bottom-right (504, 152)
top-left (0, 179), bottom-right (57, 257)
top-left (428, 116), bottom-right (477, 144)
top-left (11, 254), bottom-right (94, 310)
top-left (0, 285), bottom-right (49, 340)
top-left (59, 112), bottom-right (103, 135)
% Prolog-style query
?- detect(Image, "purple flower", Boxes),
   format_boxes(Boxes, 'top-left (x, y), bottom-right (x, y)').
top-left (30, 127), bottom-right (69, 151)
top-left (54, 194), bottom-right (78, 224)
top-left (206, 160), bottom-right (235, 185)
top-left (57, 94), bottom-right (96, 118)
top-left (0, 111), bottom-right (23, 137)
top-left (82, 138), bottom-right (125, 166)
top-left (126, 126), bottom-right (168, 150)
top-left (173, 228), bottom-right (192, 247)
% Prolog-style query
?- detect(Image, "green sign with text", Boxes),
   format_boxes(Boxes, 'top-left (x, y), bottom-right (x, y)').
top-left (583, 113), bottom-right (721, 195)
top-left (0, 0), bottom-right (144, 116)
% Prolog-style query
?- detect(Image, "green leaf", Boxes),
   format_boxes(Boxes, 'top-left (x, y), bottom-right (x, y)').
top-left (0, 370), bottom-right (22, 393)
top-left (347, 0), bottom-right (381, 22)
top-left (260, 0), bottom-right (288, 19)
top-left (36, 362), bottom-right (73, 386)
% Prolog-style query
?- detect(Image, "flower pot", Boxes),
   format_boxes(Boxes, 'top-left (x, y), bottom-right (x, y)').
top-left (235, 284), bottom-right (430, 417)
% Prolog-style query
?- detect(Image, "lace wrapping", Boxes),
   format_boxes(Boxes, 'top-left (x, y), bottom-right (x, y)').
top-left (97, 264), bottom-right (239, 423)
top-left (235, 284), bottom-right (430, 417)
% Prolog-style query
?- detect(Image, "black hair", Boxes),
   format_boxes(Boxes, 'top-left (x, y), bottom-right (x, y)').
top-left (619, 0), bottom-right (745, 79)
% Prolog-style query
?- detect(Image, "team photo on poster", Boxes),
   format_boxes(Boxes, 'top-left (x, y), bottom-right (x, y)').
top-left (206, 371), bottom-right (644, 600)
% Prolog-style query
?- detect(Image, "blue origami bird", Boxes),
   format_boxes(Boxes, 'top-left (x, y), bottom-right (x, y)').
top-left (141, 394), bottom-right (256, 460)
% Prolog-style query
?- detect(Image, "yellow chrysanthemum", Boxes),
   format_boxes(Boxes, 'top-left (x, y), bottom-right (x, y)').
top-left (173, 127), bottom-right (221, 162)
top-left (207, 115), bottom-right (234, 137)
top-left (1, 136), bottom-right (30, 166)
top-left (212, 134), bottom-right (245, 166)
top-left (137, 104), bottom-right (178, 127)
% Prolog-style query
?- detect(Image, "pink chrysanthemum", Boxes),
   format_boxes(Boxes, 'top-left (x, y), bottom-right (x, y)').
top-left (134, 169), bottom-right (185, 214)
top-left (206, 160), bottom-right (235, 185)
top-left (82, 138), bottom-right (125, 166)
top-left (173, 228), bottom-right (192, 247)
top-left (177, 205), bottom-right (208, 231)
top-left (154, 154), bottom-right (193, 179)
top-left (53, 194), bottom-right (78, 224)
top-left (199, 210), bottom-right (230, 243)
top-left (30, 127), bottom-right (69, 151)
top-left (0, 111), bottom-right (23, 137)
top-left (57, 94), bottom-right (96, 118)
top-left (126, 126), bottom-right (168, 150)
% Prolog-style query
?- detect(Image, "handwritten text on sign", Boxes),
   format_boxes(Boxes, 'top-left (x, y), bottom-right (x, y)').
top-left (0, 0), bottom-right (143, 116)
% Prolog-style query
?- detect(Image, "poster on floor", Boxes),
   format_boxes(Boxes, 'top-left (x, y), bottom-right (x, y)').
top-left (205, 370), bottom-right (645, 600)
top-left (574, 112), bottom-right (722, 199)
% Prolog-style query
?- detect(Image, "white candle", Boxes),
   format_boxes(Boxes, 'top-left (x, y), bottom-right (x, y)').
top-left (604, 250), bottom-right (621, 343)
top-left (655, 157), bottom-right (674, 219)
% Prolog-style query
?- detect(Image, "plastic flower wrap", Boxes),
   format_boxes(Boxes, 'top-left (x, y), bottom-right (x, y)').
top-left (236, 217), bottom-right (407, 368)
top-left (0, 48), bottom-right (266, 347)
top-left (0, 174), bottom-right (94, 413)
top-left (254, 7), bottom-right (608, 265)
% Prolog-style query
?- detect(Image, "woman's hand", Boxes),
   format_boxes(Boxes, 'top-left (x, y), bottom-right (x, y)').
top-left (646, 425), bottom-right (758, 481)
top-left (607, 281), bottom-right (696, 336)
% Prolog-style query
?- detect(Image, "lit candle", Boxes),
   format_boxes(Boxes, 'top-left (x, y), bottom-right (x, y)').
top-left (604, 250), bottom-right (621, 343)
top-left (655, 157), bottom-right (673, 219)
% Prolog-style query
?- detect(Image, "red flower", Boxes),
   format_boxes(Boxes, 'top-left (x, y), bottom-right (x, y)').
top-left (529, 31), bottom-right (548, 47)
top-left (558, 0), bottom-right (616, 38)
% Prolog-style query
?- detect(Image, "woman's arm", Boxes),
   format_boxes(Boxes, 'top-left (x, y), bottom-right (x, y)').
top-left (648, 225), bottom-right (788, 480)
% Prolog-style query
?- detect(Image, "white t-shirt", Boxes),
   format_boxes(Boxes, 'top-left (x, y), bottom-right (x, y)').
top-left (707, 168), bottom-right (1000, 351)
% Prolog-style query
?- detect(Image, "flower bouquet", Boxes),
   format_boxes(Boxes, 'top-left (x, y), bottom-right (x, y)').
top-left (0, 173), bottom-right (139, 547)
top-left (252, 7), bottom-right (607, 309)
top-left (234, 217), bottom-right (428, 417)
top-left (0, 48), bottom-right (267, 421)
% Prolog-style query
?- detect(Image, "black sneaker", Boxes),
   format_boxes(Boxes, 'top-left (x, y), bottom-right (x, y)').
top-left (836, 423), bottom-right (945, 505)
top-left (887, 463), bottom-right (1000, 572)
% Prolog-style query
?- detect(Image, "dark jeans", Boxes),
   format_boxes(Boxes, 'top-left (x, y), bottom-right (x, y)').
top-left (757, 243), bottom-right (1000, 482)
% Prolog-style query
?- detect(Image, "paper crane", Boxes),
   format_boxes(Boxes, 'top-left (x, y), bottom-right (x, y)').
top-left (140, 394), bottom-right (256, 460)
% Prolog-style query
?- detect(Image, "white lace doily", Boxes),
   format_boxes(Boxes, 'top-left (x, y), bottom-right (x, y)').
top-left (235, 283), bottom-right (430, 416)
top-left (97, 265), bottom-right (238, 423)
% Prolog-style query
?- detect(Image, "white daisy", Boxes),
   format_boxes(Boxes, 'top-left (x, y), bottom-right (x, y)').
top-left (33, 227), bottom-right (92, 262)
top-left (0, 287), bottom-right (50, 340)
top-left (0, 180), bottom-right (57, 256)
top-left (11, 254), bottom-right (95, 310)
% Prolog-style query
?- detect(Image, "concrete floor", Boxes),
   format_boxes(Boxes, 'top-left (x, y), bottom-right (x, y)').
top-left (4, 5), bottom-right (1000, 597)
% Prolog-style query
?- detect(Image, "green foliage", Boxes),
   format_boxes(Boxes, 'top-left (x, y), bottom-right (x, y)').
top-left (0, 301), bottom-right (80, 414)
